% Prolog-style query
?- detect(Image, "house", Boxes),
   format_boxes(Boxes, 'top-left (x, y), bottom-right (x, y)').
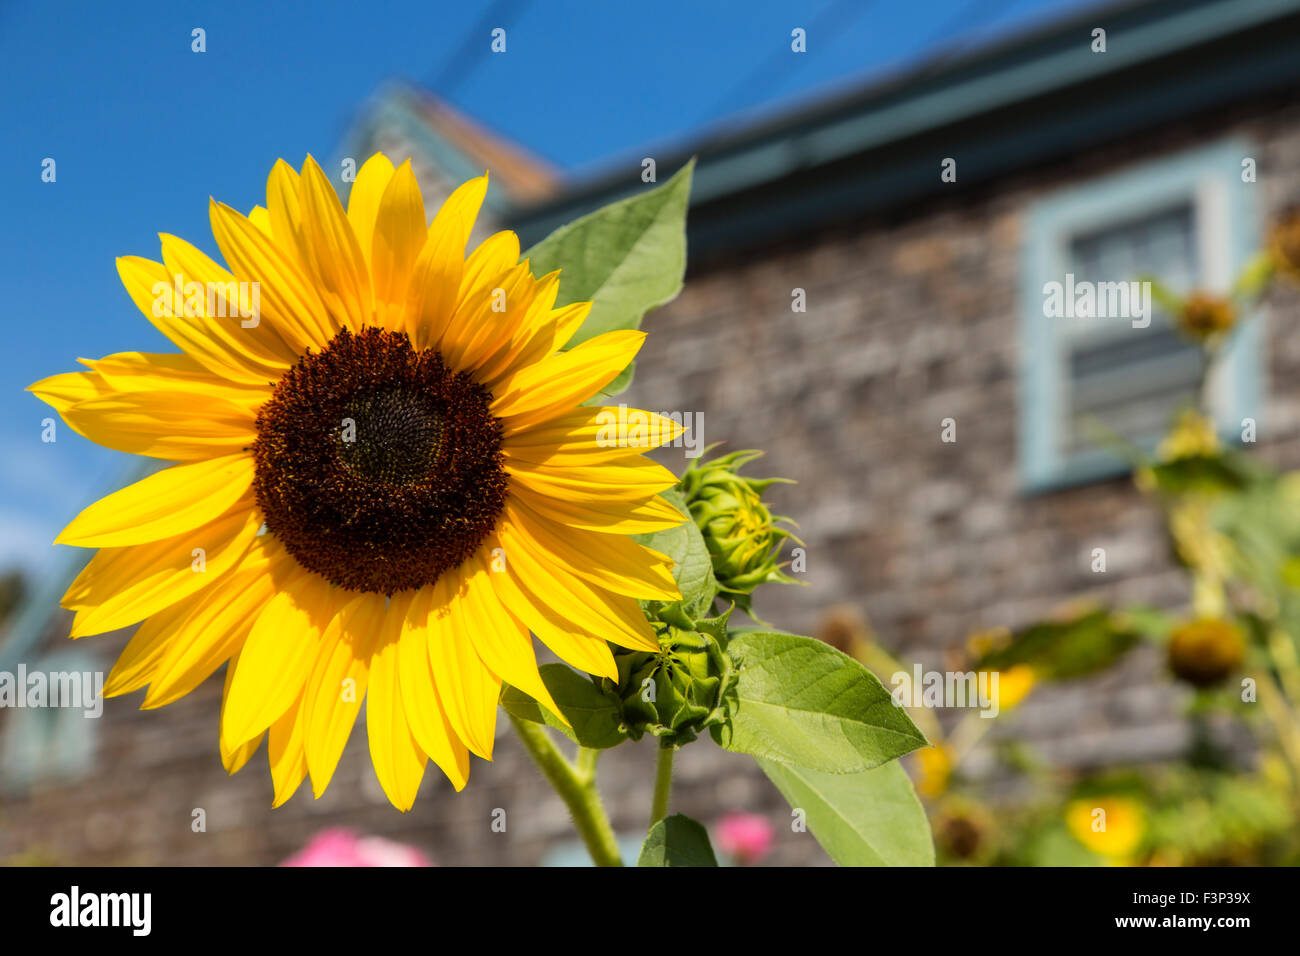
top-left (3, 0), bottom-right (1299, 864)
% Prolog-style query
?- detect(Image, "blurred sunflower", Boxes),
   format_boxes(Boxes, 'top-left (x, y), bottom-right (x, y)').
top-left (1065, 796), bottom-right (1145, 861)
top-left (1173, 290), bottom-right (1236, 341)
top-left (29, 155), bottom-right (684, 810)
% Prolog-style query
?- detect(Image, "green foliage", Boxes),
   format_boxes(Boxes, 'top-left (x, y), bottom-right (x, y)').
top-left (500, 664), bottom-right (627, 749)
top-left (637, 813), bottom-right (719, 867)
top-left (632, 488), bottom-right (719, 621)
top-left (605, 609), bottom-right (736, 746)
top-left (678, 448), bottom-right (801, 619)
top-left (717, 630), bottom-right (926, 772)
top-left (974, 608), bottom-right (1140, 680)
top-left (759, 759), bottom-right (935, 866)
top-left (1230, 250), bottom-right (1275, 301)
top-left (523, 162), bottom-right (694, 400)
top-left (1145, 451), bottom-right (1252, 497)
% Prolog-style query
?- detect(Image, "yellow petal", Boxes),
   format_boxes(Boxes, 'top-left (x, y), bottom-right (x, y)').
top-left (220, 651), bottom-right (264, 773)
top-left (209, 200), bottom-right (336, 353)
top-left (346, 153), bottom-right (397, 266)
top-left (303, 592), bottom-right (383, 797)
top-left (221, 570), bottom-right (337, 746)
top-left (503, 497), bottom-right (678, 600)
top-left (60, 391), bottom-right (256, 461)
top-left (159, 232), bottom-right (299, 371)
top-left (474, 272), bottom-right (567, 384)
top-left (492, 330), bottom-right (645, 428)
top-left (367, 599), bottom-right (429, 811)
top-left (268, 691), bottom-right (310, 807)
top-left (459, 548), bottom-right (566, 724)
top-left (297, 156), bottom-right (373, 332)
top-left (265, 160), bottom-right (306, 264)
top-left (511, 486), bottom-right (686, 534)
top-left (371, 161), bottom-right (428, 332)
top-left (490, 523), bottom-right (658, 662)
top-left (503, 406), bottom-right (686, 465)
top-left (115, 255), bottom-right (278, 387)
top-left (81, 351), bottom-right (270, 414)
top-left (441, 261), bottom-right (534, 375)
top-left (403, 174), bottom-right (488, 349)
top-left (102, 592), bottom-right (198, 695)
top-left (509, 456), bottom-right (678, 501)
top-left (423, 577), bottom-right (501, 759)
top-left (28, 370), bottom-right (113, 433)
top-left (64, 505), bottom-right (261, 637)
top-left (140, 543), bottom-right (283, 708)
top-left (57, 454), bottom-right (254, 548)
top-left (248, 205), bottom-right (274, 235)
top-left (457, 230), bottom-right (520, 302)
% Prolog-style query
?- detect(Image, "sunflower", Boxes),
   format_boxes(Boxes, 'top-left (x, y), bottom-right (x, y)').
top-left (30, 154), bottom-right (684, 810)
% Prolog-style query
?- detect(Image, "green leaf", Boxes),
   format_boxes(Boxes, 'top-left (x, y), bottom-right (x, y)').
top-left (524, 161), bottom-right (693, 344)
top-left (637, 813), bottom-right (719, 867)
top-left (974, 608), bottom-right (1139, 680)
top-left (716, 631), bottom-right (926, 772)
top-left (1146, 451), bottom-right (1251, 497)
top-left (522, 161), bottom-right (693, 399)
top-left (500, 664), bottom-right (627, 749)
top-left (759, 758), bottom-right (934, 866)
top-left (632, 488), bottom-right (719, 619)
top-left (1139, 273), bottom-right (1184, 315)
top-left (1231, 250), bottom-right (1274, 301)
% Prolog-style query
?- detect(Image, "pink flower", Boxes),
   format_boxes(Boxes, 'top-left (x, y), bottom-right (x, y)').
top-left (281, 828), bottom-right (433, 867)
top-left (715, 812), bottom-right (774, 866)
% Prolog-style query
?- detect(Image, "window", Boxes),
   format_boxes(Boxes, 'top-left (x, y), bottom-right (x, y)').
top-left (0, 648), bottom-right (100, 793)
top-left (1018, 139), bottom-right (1262, 490)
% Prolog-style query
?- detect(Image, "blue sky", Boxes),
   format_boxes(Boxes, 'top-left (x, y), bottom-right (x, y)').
top-left (0, 0), bottom-right (1096, 578)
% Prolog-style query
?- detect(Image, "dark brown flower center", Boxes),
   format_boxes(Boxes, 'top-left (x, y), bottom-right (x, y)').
top-left (252, 327), bottom-right (507, 594)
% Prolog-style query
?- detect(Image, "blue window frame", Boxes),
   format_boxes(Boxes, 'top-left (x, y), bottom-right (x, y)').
top-left (1018, 138), bottom-right (1262, 491)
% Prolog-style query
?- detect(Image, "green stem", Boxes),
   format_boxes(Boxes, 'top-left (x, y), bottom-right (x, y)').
top-left (649, 744), bottom-right (675, 828)
top-left (508, 713), bottom-right (623, 867)
top-left (576, 745), bottom-right (599, 783)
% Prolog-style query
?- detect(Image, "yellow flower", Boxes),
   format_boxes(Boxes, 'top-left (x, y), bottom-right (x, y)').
top-left (1174, 291), bottom-right (1236, 340)
top-left (916, 744), bottom-right (952, 799)
top-left (1158, 409), bottom-right (1219, 462)
top-left (30, 155), bottom-right (684, 810)
top-left (1166, 617), bottom-right (1245, 688)
top-left (1065, 796), bottom-right (1145, 860)
top-left (992, 664), bottom-right (1036, 712)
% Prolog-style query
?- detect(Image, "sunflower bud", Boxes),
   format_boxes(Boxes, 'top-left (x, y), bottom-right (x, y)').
top-left (605, 613), bottom-right (737, 746)
top-left (680, 449), bottom-right (800, 615)
top-left (1175, 291), bottom-right (1236, 341)
top-left (1167, 617), bottom-right (1245, 688)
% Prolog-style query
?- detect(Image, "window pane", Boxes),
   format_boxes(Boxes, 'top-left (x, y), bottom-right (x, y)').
top-left (1063, 204), bottom-right (1201, 456)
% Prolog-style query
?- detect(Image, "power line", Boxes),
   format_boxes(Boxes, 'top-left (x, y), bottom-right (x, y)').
top-left (427, 0), bottom-right (531, 96)
top-left (705, 0), bottom-right (877, 121)
top-left (703, 0), bottom-right (1026, 125)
